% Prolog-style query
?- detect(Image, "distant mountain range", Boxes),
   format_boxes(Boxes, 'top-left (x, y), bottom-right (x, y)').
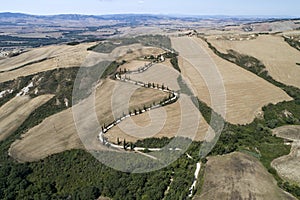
top-left (0, 12), bottom-right (298, 22)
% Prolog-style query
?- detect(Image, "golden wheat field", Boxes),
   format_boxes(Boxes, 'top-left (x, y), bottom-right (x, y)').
top-left (171, 36), bottom-right (292, 124)
top-left (0, 42), bottom-right (163, 83)
top-left (207, 34), bottom-right (300, 88)
top-left (0, 94), bottom-right (54, 141)
top-left (8, 78), bottom-right (169, 162)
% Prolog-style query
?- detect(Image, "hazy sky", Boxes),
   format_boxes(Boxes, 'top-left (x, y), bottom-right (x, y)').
top-left (1, 0), bottom-right (300, 16)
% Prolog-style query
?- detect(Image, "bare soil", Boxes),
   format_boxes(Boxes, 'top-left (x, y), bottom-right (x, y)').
top-left (194, 152), bottom-right (296, 200)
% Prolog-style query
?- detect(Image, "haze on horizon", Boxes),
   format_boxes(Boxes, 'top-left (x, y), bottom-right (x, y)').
top-left (1, 0), bottom-right (300, 17)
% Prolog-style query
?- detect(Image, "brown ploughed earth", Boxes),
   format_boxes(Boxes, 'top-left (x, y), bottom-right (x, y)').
top-left (194, 152), bottom-right (296, 200)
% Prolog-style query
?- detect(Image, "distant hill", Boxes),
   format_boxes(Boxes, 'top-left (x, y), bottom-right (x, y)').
top-left (0, 12), bottom-right (298, 50)
top-left (0, 12), bottom-right (296, 22)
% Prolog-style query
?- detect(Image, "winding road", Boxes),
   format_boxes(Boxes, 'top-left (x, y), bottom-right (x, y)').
top-left (97, 58), bottom-right (179, 150)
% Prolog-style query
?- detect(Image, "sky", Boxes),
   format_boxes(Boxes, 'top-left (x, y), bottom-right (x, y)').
top-left (1, 0), bottom-right (300, 17)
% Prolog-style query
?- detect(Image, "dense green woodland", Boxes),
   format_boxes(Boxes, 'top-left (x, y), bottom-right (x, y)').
top-left (1, 35), bottom-right (300, 199)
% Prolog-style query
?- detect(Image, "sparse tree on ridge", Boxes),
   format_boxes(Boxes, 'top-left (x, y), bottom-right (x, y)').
top-left (123, 139), bottom-right (127, 150)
